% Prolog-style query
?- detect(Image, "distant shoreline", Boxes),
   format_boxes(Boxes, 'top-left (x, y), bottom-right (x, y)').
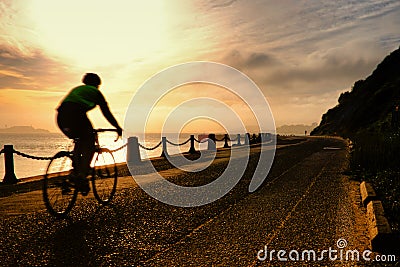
top-left (0, 126), bottom-right (51, 134)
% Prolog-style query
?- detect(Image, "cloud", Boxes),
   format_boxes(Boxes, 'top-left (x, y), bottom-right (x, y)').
top-left (0, 45), bottom-right (77, 91)
top-left (265, 55), bottom-right (380, 92)
top-left (222, 50), bottom-right (279, 71)
top-left (216, 37), bottom-right (393, 127)
top-left (210, 0), bottom-right (237, 9)
top-left (220, 37), bottom-right (391, 96)
top-left (204, 0), bottom-right (400, 57)
top-left (1, 0), bottom-right (400, 129)
top-left (0, 0), bottom-right (15, 22)
top-left (177, 0), bottom-right (400, 126)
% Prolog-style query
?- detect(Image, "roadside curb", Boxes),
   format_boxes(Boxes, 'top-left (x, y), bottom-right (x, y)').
top-left (360, 181), bottom-right (378, 207)
top-left (360, 181), bottom-right (395, 252)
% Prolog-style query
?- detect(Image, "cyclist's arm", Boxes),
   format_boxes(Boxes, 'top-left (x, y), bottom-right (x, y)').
top-left (99, 102), bottom-right (121, 130)
top-left (96, 92), bottom-right (122, 133)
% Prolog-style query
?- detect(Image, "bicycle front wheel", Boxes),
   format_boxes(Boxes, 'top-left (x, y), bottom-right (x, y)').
top-left (92, 148), bottom-right (118, 205)
top-left (43, 151), bottom-right (78, 218)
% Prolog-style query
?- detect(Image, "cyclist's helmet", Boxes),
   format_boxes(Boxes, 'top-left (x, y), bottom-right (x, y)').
top-left (82, 73), bottom-right (101, 87)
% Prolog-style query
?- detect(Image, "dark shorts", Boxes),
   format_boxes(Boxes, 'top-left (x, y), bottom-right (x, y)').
top-left (57, 102), bottom-right (94, 143)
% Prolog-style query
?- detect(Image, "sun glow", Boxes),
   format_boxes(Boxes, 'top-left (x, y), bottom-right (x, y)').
top-left (29, 1), bottom-right (168, 67)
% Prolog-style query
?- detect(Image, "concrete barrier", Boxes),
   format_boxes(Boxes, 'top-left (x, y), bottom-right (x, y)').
top-left (360, 181), bottom-right (377, 207)
top-left (127, 137), bottom-right (141, 165)
top-left (207, 134), bottom-right (216, 151)
top-left (366, 200), bottom-right (393, 252)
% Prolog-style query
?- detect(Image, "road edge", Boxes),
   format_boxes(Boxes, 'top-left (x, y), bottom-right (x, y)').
top-left (360, 181), bottom-right (396, 253)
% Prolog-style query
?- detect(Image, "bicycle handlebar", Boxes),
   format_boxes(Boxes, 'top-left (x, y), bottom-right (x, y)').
top-left (94, 128), bottom-right (118, 133)
top-left (94, 128), bottom-right (121, 142)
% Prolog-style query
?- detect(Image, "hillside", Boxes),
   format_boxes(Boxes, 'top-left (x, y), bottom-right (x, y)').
top-left (311, 46), bottom-right (400, 137)
top-left (0, 126), bottom-right (50, 134)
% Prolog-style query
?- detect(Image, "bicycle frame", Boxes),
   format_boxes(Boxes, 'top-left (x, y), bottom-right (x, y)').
top-left (43, 128), bottom-right (119, 218)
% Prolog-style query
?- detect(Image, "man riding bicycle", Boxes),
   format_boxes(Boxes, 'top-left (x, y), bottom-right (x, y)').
top-left (56, 73), bottom-right (122, 195)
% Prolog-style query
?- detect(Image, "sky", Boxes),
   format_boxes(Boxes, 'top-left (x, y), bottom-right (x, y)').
top-left (0, 0), bottom-right (400, 133)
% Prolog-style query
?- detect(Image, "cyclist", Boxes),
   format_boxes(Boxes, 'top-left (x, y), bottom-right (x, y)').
top-left (56, 73), bottom-right (122, 195)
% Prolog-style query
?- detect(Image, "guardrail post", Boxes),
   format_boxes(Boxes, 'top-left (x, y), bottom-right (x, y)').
top-left (223, 134), bottom-right (230, 148)
top-left (2, 145), bottom-right (18, 184)
top-left (161, 137), bottom-right (169, 157)
top-left (256, 133), bottom-right (261, 143)
top-left (236, 134), bottom-right (241, 146)
top-left (262, 133), bottom-right (271, 142)
top-left (251, 133), bottom-right (257, 144)
top-left (245, 133), bottom-right (250, 145)
top-left (127, 137), bottom-right (141, 165)
top-left (260, 133), bottom-right (265, 142)
top-left (188, 135), bottom-right (196, 154)
top-left (208, 133), bottom-right (216, 151)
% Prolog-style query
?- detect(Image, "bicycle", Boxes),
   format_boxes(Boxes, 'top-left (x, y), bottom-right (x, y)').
top-left (43, 129), bottom-right (119, 218)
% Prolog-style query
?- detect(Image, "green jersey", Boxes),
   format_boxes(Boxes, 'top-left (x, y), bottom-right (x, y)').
top-left (61, 85), bottom-right (107, 111)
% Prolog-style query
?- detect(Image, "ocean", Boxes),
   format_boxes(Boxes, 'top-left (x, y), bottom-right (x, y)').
top-left (0, 132), bottom-right (218, 180)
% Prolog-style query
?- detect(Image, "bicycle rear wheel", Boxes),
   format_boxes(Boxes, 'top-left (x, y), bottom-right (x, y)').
top-left (43, 151), bottom-right (78, 218)
top-left (92, 148), bottom-right (118, 205)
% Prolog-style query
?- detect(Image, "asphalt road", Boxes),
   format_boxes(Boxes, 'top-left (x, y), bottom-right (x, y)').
top-left (0, 137), bottom-right (380, 266)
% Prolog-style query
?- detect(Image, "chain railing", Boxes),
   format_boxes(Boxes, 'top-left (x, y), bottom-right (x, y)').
top-left (215, 137), bottom-right (225, 142)
top-left (0, 142), bottom-right (128, 184)
top-left (194, 137), bottom-right (209, 143)
top-left (166, 138), bottom-right (191, 147)
top-left (13, 149), bottom-right (54, 161)
top-left (1, 132), bottom-right (272, 184)
top-left (139, 141), bottom-right (162, 150)
top-left (109, 143), bottom-right (128, 153)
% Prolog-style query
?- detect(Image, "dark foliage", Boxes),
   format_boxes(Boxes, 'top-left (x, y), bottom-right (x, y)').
top-left (312, 46), bottom-right (400, 234)
top-left (311, 46), bottom-right (400, 137)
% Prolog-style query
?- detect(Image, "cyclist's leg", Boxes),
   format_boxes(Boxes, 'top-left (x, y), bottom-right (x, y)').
top-left (76, 115), bottom-right (95, 178)
top-left (76, 136), bottom-right (95, 177)
top-left (57, 105), bottom-right (81, 175)
top-left (73, 117), bottom-right (94, 195)
top-left (66, 119), bottom-right (93, 195)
